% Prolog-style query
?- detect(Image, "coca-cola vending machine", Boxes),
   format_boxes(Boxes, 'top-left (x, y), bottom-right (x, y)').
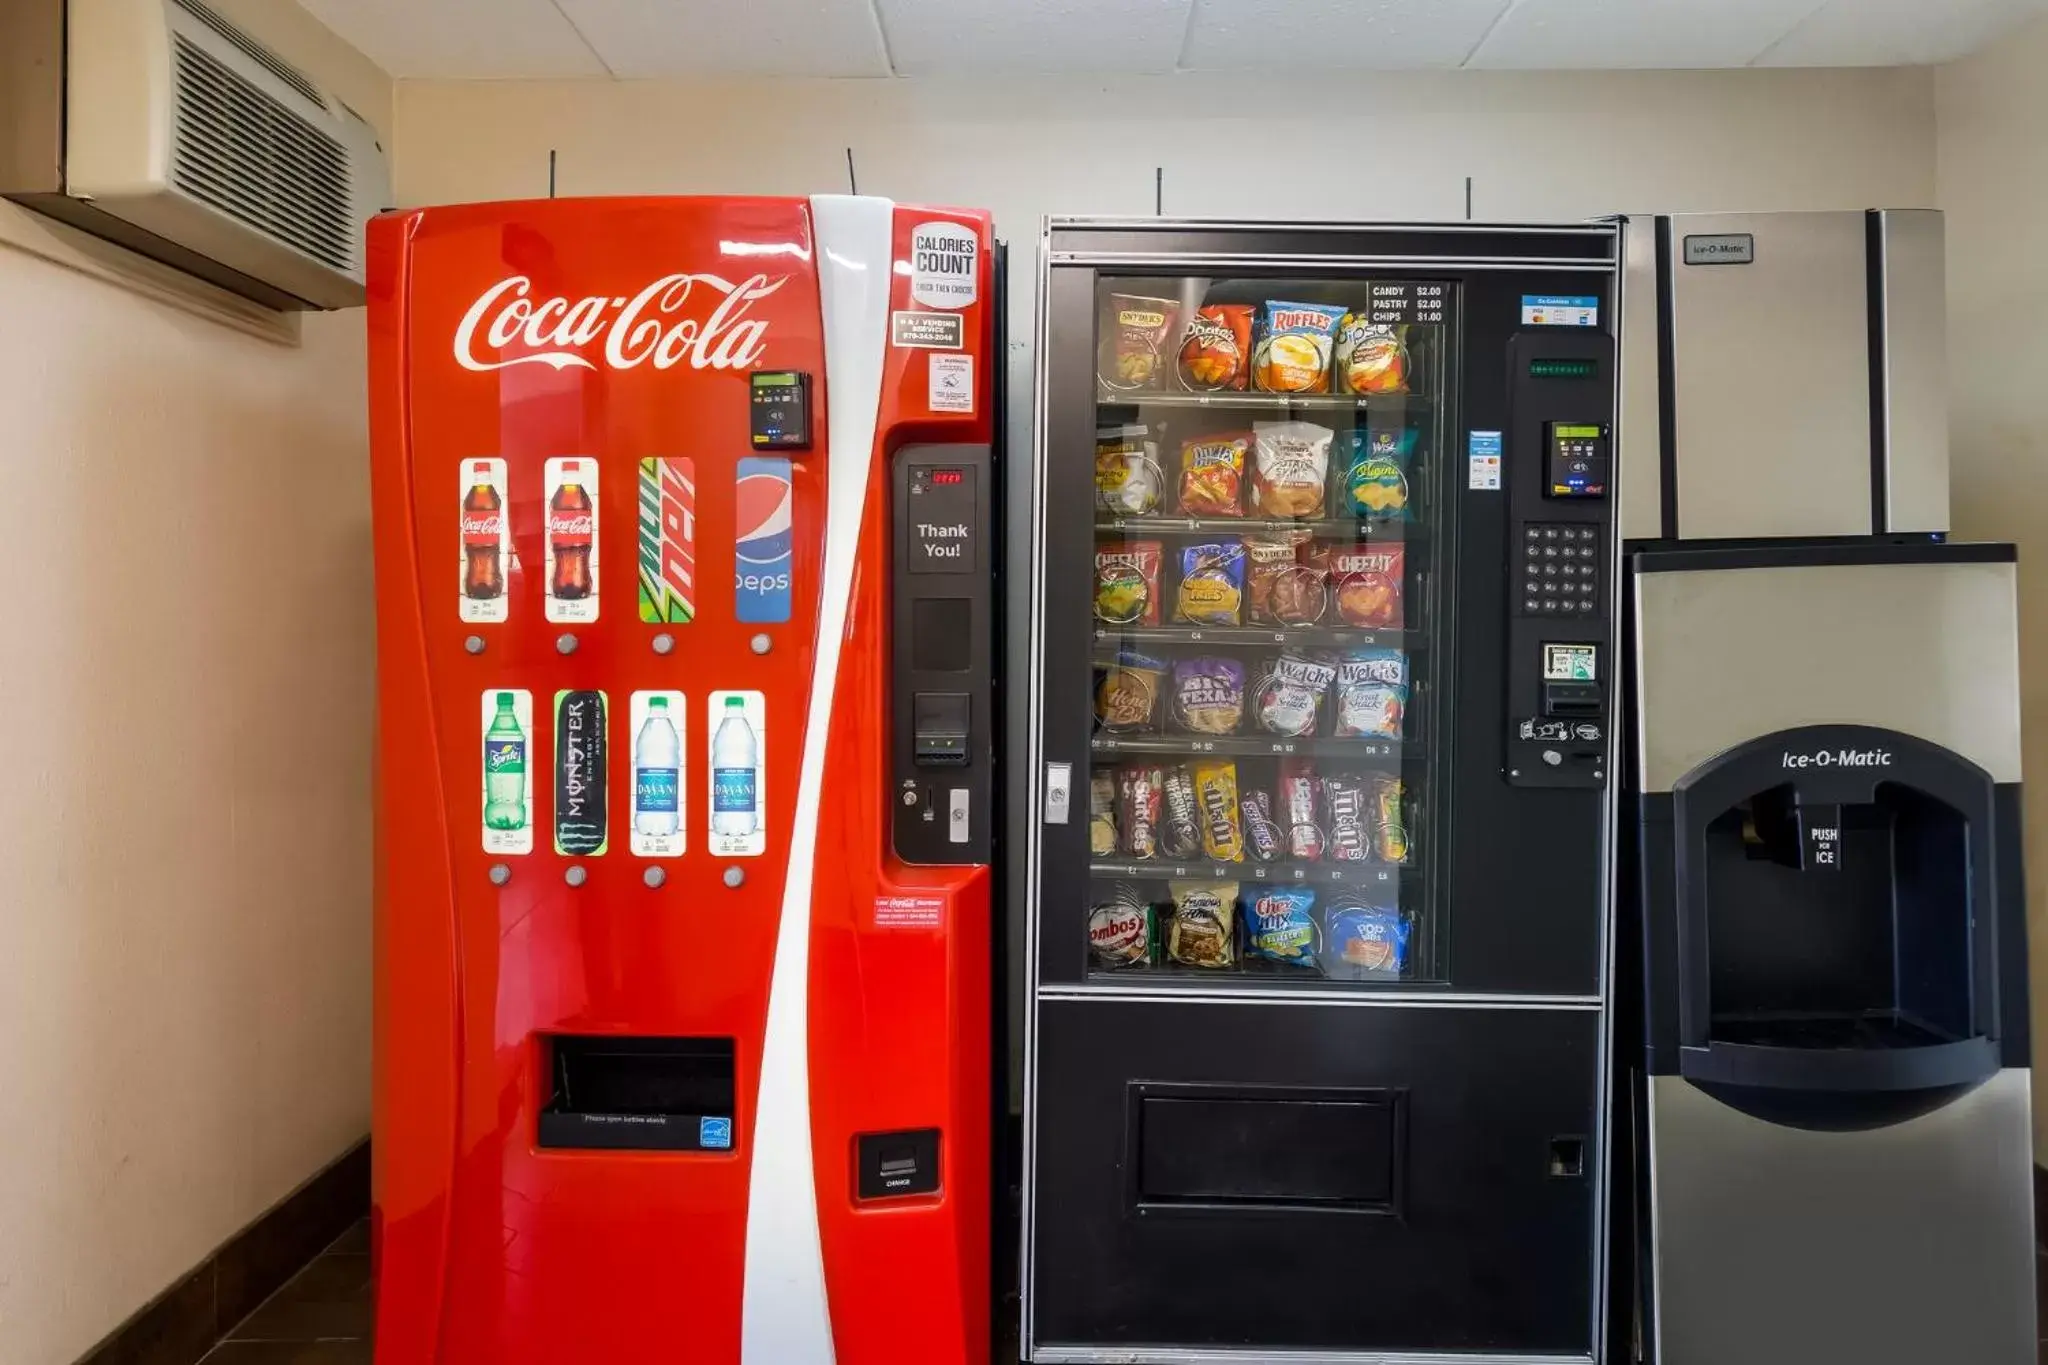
top-left (367, 196), bottom-right (998, 1365)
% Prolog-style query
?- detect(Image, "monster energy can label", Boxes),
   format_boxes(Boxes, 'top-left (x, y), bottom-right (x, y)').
top-left (553, 689), bottom-right (609, 856)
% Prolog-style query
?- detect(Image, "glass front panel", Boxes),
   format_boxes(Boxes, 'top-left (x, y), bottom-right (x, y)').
top-left (1085, 276), bottom-right (1456, 986)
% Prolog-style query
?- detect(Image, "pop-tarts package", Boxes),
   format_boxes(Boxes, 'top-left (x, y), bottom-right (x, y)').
top-left (1322, 901), bottom-right (1410, 980)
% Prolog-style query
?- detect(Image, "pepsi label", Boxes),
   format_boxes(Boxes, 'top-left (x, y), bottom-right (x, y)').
top-left (734, 456), bottom-right (792, 623)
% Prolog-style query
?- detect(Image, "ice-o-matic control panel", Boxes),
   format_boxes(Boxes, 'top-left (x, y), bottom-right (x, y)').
top-left (1505, 332), bottom-right (1616, 789)
top-left (892, 447), bottom-right (995, 863)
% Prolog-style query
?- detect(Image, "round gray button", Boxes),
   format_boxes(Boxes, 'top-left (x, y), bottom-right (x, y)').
top-left (556, 633), bottom-right (579, 655)
top-left (750, 633), bottom-right (772, 656)
top-left (565, 865), bottom-right (587, 887)
top-left (643, 866), bottom-right (667, 889)
top-left (1542, 749), bottom-right (1564, 766)
top-left (722, 865), bottom-right (745, 888)
top-left (652, 633), bottom-right (675, 655)
top-left (464, 635), bottom-right (486, 655)
top-left (488, 863), bottom-right (511, 886)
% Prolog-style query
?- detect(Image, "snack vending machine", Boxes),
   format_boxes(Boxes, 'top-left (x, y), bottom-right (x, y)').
top-left (1021, 219), bottom-right (1622, 1362)
top-left (367, 196), bottom-right (998, 1365)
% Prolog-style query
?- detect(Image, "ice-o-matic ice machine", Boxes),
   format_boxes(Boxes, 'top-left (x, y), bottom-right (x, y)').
top-left (1614, 210), bottom-right (2036, 1365)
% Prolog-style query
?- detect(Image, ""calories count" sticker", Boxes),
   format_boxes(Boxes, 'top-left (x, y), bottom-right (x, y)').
top-left (909, 221), bottom-right (978, 310)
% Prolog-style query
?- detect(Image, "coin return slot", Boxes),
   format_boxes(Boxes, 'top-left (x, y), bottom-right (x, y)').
top-left (857, 1128), bottom-right (941, 1199)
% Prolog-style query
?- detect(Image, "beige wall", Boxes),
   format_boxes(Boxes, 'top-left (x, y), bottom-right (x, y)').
top-left (1937, 16), bottom-right (2048, 1164)
top-left (0, 6), bottom-right (386, 1363)
top-left (396, 67), bottom-right (1937, 468)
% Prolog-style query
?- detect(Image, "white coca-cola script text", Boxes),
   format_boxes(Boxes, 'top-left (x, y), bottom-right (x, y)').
top-left (454, 273), bottom-right (788, 373)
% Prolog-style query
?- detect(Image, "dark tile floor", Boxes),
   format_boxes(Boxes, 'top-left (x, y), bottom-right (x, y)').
top-left (192, 1214), bottom-right (2047, 1363)
top-left (200, 1221), bottom-right (371, 1365)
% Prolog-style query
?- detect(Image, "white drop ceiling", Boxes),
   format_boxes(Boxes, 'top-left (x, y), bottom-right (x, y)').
top-left (298, 0), bottom-right (2048, 79)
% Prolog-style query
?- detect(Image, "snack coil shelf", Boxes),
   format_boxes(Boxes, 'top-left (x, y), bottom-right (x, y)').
top-left (1095, 623), bottom-right (1414, 650)
top-left (1096, 391), bottom-right (1435, 412)
top-left (1094, 516), bottom-right (1421, 537)
top-left (1091, 859), bottom-right (1407, 887)
top-left (1091, 735), bottom-right (1401, 761)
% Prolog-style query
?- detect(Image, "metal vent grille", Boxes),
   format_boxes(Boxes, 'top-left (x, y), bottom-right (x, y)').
top-left (170, 35), bottom-right (354, 271)
top-left (169, 0), bottom-right (323, 107)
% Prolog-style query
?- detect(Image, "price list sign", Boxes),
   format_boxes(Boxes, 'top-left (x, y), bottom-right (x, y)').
top-left (1365, 282), bottom-right (1449, 326)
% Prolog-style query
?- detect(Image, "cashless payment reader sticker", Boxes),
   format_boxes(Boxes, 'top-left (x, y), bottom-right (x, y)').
top-left (1521, 295), bottom-right (1599, 327)
top-left (1468, 430), bottom-right (1503, 490)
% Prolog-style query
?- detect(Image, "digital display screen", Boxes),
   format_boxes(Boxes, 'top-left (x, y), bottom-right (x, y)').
top-left (1544, 644), bottom-right (1598, 682)
top-left (752, 372), bottom-right (799, 389)
top-left (1530, 358), bottom-right (1597, 380)
top-left (929, 469), bottom-right (965, 486)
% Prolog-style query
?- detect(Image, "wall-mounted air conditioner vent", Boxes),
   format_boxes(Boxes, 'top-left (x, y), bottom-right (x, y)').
top-left (167, 0), bottom-right (323, 107)
top-left (0, 0), bottom-right (390, 311)
top-left (170, 34), bottom-right (355, 272)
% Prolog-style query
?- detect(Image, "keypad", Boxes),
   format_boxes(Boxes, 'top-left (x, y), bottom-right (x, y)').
top-left (1518, 523), bottom-right (1602, 615)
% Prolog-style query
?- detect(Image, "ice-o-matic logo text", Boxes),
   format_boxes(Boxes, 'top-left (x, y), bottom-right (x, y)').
top-left (1781, 748), bottom-right (1893, 769)
top-left (454, 272), bottom-right (789, 372)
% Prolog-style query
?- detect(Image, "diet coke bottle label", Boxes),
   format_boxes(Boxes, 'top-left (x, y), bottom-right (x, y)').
top-left (459, 457), bottom-right (510, 623)
top-left (545, 456), bottom-right (600, 624)
top-left (454, 273), bottom-right (787, 374)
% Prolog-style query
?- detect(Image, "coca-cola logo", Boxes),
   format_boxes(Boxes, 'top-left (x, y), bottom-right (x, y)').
top-left (461, 514), bottom-right (503, 538)
top-left (548, 514), bottom-right (596, 538)
top-left (454, 272), bottom-right (788, 373)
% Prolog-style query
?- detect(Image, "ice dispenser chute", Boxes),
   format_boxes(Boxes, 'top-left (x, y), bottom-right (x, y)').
top-left (1647, 724), bottom-right (2002, 1131)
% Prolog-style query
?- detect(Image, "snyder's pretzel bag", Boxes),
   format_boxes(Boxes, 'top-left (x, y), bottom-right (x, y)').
top-left (1245, 532), bottom-right (1327, 626)
top-left (1095, 542), bottom-right (1162, 626)
top-left (1178, 304), bottom-right (1254, 391)
top-left (1336, 313), bottom-right (1411, 395)
top-left (1250, 421), bottom-right (1334, 519)
top-left (1098, 294), bottom-right (1181, 393)
top-left (1178, 433), bottom-right (1249, 517)
top-left (1253, 301), bottom-right (1346, 393)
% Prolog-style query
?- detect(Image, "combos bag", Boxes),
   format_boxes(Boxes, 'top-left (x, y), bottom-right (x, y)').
top-left (1099, 294), bottom-right (1182, 393)
top-left (1253, 301), bottom-right (1346, 394)
top-left (1178, 304), bottom-right (1254, 391)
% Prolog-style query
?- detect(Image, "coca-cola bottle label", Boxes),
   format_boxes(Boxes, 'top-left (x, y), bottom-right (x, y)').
top-left (544, 456), bottom-right (601, 624)
top-left (459, 457), bottom-right (510, 624)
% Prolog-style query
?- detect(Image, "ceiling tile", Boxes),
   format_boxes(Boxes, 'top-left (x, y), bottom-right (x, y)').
top-left (555, 0), bottom-right (891, 77)
top-left (1182, 0), bottom-right (1512, 69)
top-left (296, 0), bottom-right (609, 78)
top-left (1755, 0), bottom-right (2048, 65)
top-left (881, 0), bottom-right (1190, 74)
top-left (1467, 0), bottom-right (1829, 68)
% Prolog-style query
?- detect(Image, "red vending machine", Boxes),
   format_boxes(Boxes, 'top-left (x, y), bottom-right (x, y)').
top-left (366, 196), bottom-right (998, 1365)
